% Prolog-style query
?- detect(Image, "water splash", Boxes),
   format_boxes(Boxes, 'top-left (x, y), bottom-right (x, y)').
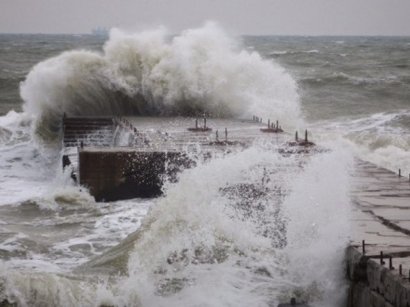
top-left (20, 22), bottom-right (301, 140)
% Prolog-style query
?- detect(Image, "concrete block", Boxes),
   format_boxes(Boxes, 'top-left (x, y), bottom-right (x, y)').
top-left (369, 290), bottom-right (393, 307)
top-left (346, 246), bottom-right (368, 282)
top-left (79, 150), bottom-right (192, 201)
top-left (348, 282), bottom-right (370, 307)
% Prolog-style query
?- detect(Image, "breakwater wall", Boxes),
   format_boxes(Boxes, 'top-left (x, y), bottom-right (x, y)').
top-left (348, 160), bottom-right (410, 307)
top-left (346, 245), bottom-right (410, 307)
top-left (63, 115), bottom-right (292, 201)
top-left (79, 149), bottom-right (191, 201)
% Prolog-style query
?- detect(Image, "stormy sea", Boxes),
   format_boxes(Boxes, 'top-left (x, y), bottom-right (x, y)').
top-left (0, 23), bottom-right (409, 306)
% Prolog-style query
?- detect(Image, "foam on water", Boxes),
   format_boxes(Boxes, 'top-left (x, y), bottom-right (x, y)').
top-left (311, 110), bottom-right (410, 175)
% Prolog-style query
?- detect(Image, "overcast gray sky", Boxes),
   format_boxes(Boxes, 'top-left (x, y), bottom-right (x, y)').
top-left (1, 0), bottom-right (410, 35)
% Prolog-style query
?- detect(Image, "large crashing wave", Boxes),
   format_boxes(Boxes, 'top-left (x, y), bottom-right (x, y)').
top-left (20, 23), bottom-right (301, 139)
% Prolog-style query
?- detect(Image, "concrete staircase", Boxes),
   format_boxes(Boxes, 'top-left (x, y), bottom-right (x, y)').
top-left (63, 117), bottom-right (115, 148)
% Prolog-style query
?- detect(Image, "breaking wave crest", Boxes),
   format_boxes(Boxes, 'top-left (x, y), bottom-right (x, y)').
top-left (20, 23), bottom-right (301, 140)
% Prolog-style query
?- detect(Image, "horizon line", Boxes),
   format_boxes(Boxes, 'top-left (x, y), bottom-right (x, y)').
top-left (1, 32), bottom-right (410, 38)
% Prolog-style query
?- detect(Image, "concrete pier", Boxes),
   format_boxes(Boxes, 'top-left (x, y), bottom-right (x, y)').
top-left (347, 159), bottom-right (410, 307)
top-left (64, 116), bottom-right (289, 201)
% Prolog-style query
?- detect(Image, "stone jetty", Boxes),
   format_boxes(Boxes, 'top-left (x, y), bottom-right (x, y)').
top-left (62, 115), bottom-right (289, 201)
top-left (347, 160), bottom-right (410, 307)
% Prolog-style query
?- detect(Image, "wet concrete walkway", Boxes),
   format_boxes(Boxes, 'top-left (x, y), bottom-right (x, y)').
top-left (351, 159), bottom-right (410, 269)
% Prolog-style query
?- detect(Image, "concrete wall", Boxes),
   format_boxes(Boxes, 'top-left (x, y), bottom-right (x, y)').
top-left (79, 150), bottom-right (191, 201)
top-left (346, 246), bottom-right (410, 307)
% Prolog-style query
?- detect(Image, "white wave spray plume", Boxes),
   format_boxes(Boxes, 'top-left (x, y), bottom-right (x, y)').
top-left (20, 22), bottom-right (301, 140)
top-left (84, 144), bottom-right (353, 307)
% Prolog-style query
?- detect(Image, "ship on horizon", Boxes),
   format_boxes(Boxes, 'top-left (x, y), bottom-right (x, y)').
top-left (91, 26), bottom-right (109, 36)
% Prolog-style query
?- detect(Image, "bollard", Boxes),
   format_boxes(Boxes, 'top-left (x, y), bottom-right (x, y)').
top-left (305, 130), bottom-right (308, 142)
top-left (399, 169), bottom-right (401, 177)
top-left (399, 264), bottom-right (402, 276)
top-left (225, 128), bottom-right (228, 141)
top-left (389, 256), bottom-right (394, 270)
top-left (268, 119), bottom-right (270, 128)
top-left (295, 131), bottom-right (299, 142)
top-left (380, 251), bottom-right (385, 265)
top-left (362, 240), bottom-right (366, 255)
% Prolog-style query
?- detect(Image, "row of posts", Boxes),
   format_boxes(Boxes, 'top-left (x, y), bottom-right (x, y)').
top-left (362, 240), bottom-right (410, 280)
top-left (117, 117), bottom-right (138, 135)
top-left (214, 128), bottom-right (229, 142)
top-left (116, 117), bottom-right (149, 146)
top-left (195, 117), bottom-right (208, 129)
top-left (295, 130), bottom-right (310, 143)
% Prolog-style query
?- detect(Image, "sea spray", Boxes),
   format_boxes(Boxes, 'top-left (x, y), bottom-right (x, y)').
top-left (282, 144), bottom-right (353, 306)
top-left (78, 143), bottom-right (353, 307)
top-left (20, 23), bottom-right (301, 141)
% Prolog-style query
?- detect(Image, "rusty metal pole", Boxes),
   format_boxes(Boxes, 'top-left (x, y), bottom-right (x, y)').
top-left (305, 130), bottom-right (308, 142)
top-left (380, 251), bottom-right (384, 265)
top-left (399, 264), bottom-right (402, 276)
top-left (362, 240), bottom-right (366, 255)
top-left (399, 169), bottom-right (401, 177)
top-left (389, 256), bottom-right (394, 270)
top-left (295, 131), bottom-right (298, 142)
top-left (268, 119), bottom-right (270, 128)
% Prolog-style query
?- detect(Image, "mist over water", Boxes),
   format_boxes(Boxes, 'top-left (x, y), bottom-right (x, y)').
top-left (0, 24), bottom-right (409, 306)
